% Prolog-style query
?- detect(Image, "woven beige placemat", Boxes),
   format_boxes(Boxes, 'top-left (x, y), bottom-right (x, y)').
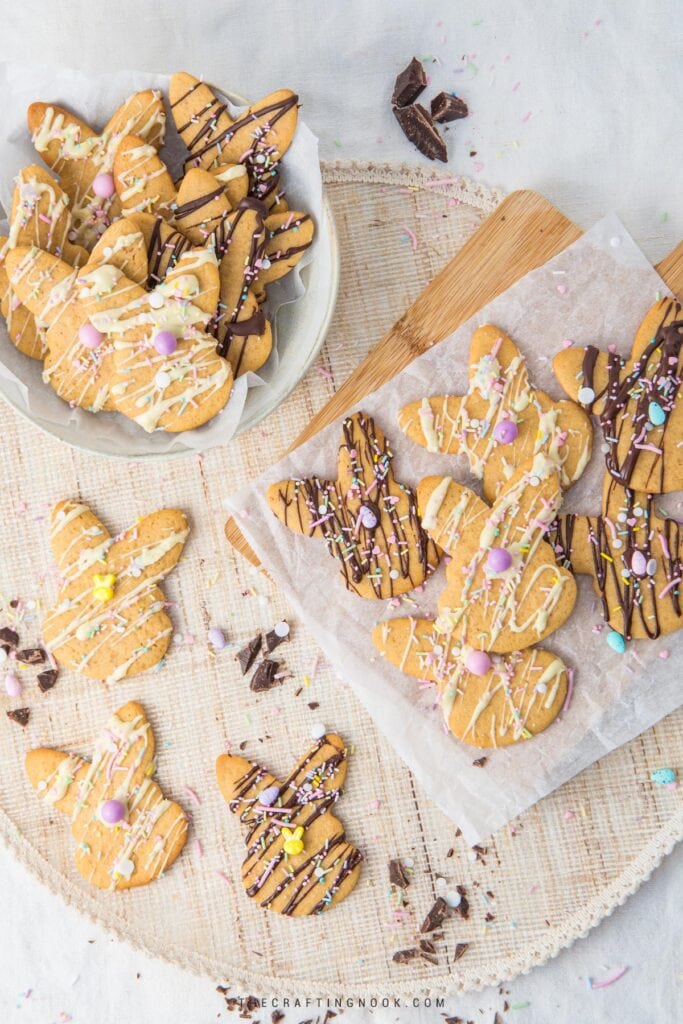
top-left (0, 163), bottom-right (680, 997)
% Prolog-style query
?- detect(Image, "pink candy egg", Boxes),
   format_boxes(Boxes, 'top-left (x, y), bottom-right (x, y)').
top-left (79, 322), bottom-right (104, 349)
top-left (465, 650), bottom-right (492, 676)
top-left (92, 173), bottom-right (115, 199)
top-left (4, 672), bottom-right (22, 697)
top-left (630, 550), bottom-right (647, 576)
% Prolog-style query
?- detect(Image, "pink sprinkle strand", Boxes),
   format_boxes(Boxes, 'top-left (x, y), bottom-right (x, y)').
top-left (590, 966), bottom-right (629, 989)
top-left (183, 785), bottom-right (202, 806)
top-left (401, 225), bottom-right (418, 252)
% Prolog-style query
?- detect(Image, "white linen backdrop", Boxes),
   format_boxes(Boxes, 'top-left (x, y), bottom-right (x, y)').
top-left (0, 1), bottom-right (681, 1022)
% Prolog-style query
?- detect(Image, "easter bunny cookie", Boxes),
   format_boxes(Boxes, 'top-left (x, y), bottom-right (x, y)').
top-left (267, 411), bottom-right (441, 599)
top-left (0, 165), bottom-right (89, 359)
top-left (42, 499), bottom-right (189, 683)
top-left (216, 732), bottom-right (362, 915)
top-left (553, 297), bottom-right (683, 493)
top-left (552, 474), bottom-right (683, 643)
top-left (251, 209), bottom-right (315, 303)
top-left (26, 701), bottom-right (188, 890)
top-left (28, 90), bottom-right (166, 248)
top-left (399, 324), bottom-right (593, 502)
top-left (373, 618), bottom-right (568, 747)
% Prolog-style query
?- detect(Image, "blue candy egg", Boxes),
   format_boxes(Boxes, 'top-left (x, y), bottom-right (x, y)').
top-left (651, 767), bottom-right (676, 785)
top-left (606, 630), bottom-right (626, 654)
top-left (648, 401), bottom-right (666, 427)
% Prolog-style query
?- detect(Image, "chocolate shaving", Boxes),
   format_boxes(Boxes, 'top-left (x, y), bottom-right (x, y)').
top-left (37, 669), bottom-right (59, 692)
top-left (272, 1013), bottom-right (285, 1024)
top-left (388, 858), bottom-right (410, 889)
top-left (455, 884), bottom-right (470, 919)
top-left (307, 701), bottom-right (319, 709)
top-left (16, 647), bottom-right (46, 664)
top-left (393, 103), bottom-right (448, 162)
top-left (392, 947), bottom-right (420, 963)
top-left (453, 942), bottom-right (469, 961)
top-left (236, 635), bottom-right (262, 675)
top-left (265, 628), bottom-right (289, 653)
top-left (431, 92), bottom-right (469, 122)
top-left (0, 627), bottom-right (19, 646)
top-left (250, 659), bottom-right (281, 692)
top-left (7, 708), bottom-right (30, 726)
top-left (392, 57), bottom-right (427, 107)
top-left (420, 896), bottom-right (450, 933)
top-left (472, 756), bottom-right (488, 767)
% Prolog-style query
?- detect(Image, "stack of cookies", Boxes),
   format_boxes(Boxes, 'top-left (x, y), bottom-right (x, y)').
top-left (0, 73), bottom-right (315, 434)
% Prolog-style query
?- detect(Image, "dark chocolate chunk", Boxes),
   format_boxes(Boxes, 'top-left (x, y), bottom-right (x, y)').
top-left (7, 708), bottom-right (30, 726)
top-left (16, 647), bottom-right (46, 665)
top-left (453, 942), bottom-right (469, 961)
top-left (420, 896), bottom-right (450, 933)
top-left (393, 104), bottom-right (447, 162)
top-left (272, 1013), bottom-right (286, 1024)
top-left (236, 635), bottom-right (262, 675)
top-left (455, 884), bottom-right (470, 919)
top-left (392, 947), bottom-right (420, 964)
top-left (265, 627), bottom-right (289, 653)
top-left (472, 756), bottom-right (488, 767)
top-left (431, 92), bottom-right (469, 123)
top-left (388, 858), bottom-right (410, 889)
top-left (250, 659), bottom-right (280, 692)
top-left (0, 627), bottom-right (19, 647)
top-left (392, 57), bottom-right (427, 107)
top-left (37, 669), bottom-right (59, 692)
top-left (307, 701), bottom-right (319, 710)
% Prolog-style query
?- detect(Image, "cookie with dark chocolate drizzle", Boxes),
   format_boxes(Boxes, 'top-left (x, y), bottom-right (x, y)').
top-left (267, 412), bottom-right (441, 599)
top-left (554, 297), bottom-right (683, 493)
top-left (216, 733), bottom-right (362, 916)
top-left (551, 473), bottom-right (683, 641)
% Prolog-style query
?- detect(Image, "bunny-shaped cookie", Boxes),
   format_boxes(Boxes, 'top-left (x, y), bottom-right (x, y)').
top-left (26, 701), bottom-right (187, 890)
top-left (0, 165), bottom-right (89, 359)
top-left (399, 324), bottom-right (593, 501)
top-left (551, 474), bottom-right (683, 642)
top-left (42, 499), bottom-right (189, 683)
top-left (553, 297), bottom-right (683, 493)
top-left (267, 411), bottom-right (441, 599)
top-left (28, 90), bottom-right (166, 248)
top-left (216, 733), bottom-right (362, 915)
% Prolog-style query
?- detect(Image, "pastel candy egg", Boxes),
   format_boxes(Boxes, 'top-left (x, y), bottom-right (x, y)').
top-left (648, 401), bottom-right (666, 427)
top-left (79, 322), bottom-right (104, 349)
top-left (208, 627), bottom-right (226, 650)
top-left (465, 650), bottom-right (492, 675)
top-left (630, 550), bottom-right (647, 576)
top-left (4, 672), bottom-right (21, 697)
top-left (359, 503), bottom-right (378, 529)
top-left (577, 386), bottom-right (595, 405)
top-left (606, 630), bottom-right (626, 654)
top-left (100, 798), bottom-right (126, 825)
top-left (154, 330), bottom-right (178, 356)
top-left (493, 419), bottom-right (518, 444)
top-left (487, 547), bottom-right (512, 573)
top-left (259, 785), bottom-right (280, 807)
top-left (646, 558), bottom-right (658, 576)
top-left (155, 370), bottom-right (172, 389)
top-left (651, 767), bottom-right (676, 785)
top-left (92, 173), bottom-right (115, 199)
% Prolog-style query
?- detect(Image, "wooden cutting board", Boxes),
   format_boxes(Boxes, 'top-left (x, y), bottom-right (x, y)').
top-left (226, 188), bottom-right (683, 562)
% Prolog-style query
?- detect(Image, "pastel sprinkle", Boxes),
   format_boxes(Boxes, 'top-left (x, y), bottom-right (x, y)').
top-left (606, 630), bottom-right (626, 654)
top-left (590, 966), bottom-right (629, 989)
top-left (650, 767), bottom-right (676, 785)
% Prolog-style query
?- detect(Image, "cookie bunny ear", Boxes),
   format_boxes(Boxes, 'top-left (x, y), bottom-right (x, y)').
top-left (48, 499), bottom-right (113, 582)
top-left (417, 476), bottom-right (488, 555)
top-left (170, 72), bottom-right (234, 171)
top-left (104, 90), bottom-right (166, 152)
top-left (89, 218), bottom-right (149, 285)
top-left (161, 245), bottom-right (220, 318)
top-left (212, 162), bottom-right (249, 208)
top-left (106, 509), bottom-right (189, 585)
top-left (125, 212), bottom-right (193, 288)
top-left (0, 241), bottom-right (47, 360)
top-left (6, 247), bottom-right (78, 329)
top-left (28, 102), bottom-right (98, 180)
top-left (9, 165), bottom-right (89, 266)
top-left (174, 168), bottom-right (232, 245)
top-left (25, 749), bottom-right (88, 815)
top-left (114, 134), bottom-right (176, 218)
top-left (216, 752), bottom-right (282, 820)
top-left (251, 210), bottom-right (315, 303)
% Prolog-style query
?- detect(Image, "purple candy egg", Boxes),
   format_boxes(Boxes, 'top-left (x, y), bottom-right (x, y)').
top-left (100, 798), bottom-right (126, 825)
top-left (487, 547), bottom-right (512, 573)
top-left (4, 672), bottom-right (22, 697)
top-left (79, 322), bottom-right (104, 349)
top-left (154, 330), bottom-right (178, 356)
top-left (259, 785), bottom-right (280, 807)
top-left (92, 172), bottom-right (115, 199)
top-left (493, 419), bottom-right (519, 444)
top-left (465, 650), bottom-right (492, 676)
top-left (208, 627), bottom-right (226, 650)
top-left (359, 503), bottom-right (378, 529)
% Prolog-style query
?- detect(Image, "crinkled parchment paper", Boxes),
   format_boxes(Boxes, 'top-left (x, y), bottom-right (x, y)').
top-left (0, 60), bottom-right (325, 455)
top-left (225, 214), bottom-right (681, 844)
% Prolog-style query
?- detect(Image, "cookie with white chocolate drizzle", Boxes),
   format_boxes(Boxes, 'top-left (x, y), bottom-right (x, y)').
top-left (399, 324), bottom-right (593, 501)
top-left (216, 733), bottom-right (362, 915)
top-left (42, 499), bottom-right (189, 683)
top-left (267, 412), bottom-right (441, 599)
top-left (553, 297), bottom-right (683, 493)
top-left (26, 701), bottom-right (187, 890)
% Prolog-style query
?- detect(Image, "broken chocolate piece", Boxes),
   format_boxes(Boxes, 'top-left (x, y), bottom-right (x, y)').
top-left (265, 628), bottom-right (289, 653)
top-left (455, 885), bottom-right (470, 919)
top-left (431, 92), bottom-right (469, 123)
top-left (420, 896), bottom-right (449, 933)
top-left (393, 104), bottom-right (447, 162)
top-left (37, 669), bottom-right (59, 692)
top-left (392, 57), bottom-right (427, 107)
top-left (453, 942), bottom-right (469, 961)
top-left (7, 708), bottom-right (30, 726)
top-left (16, 647), bottom-right (46, 665)
top-left (392, 947), bottom-right (420, 963)
top-left (236, 635), bottom-right (262, 675)
top-left (472, 756), bottom-right (488, 767)
top-left (389, 858), bottom-right (410, 889)
top-left (250, 659), bottom-right (280, 692)
top-left (0, 627), bottom-right (19, 647)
